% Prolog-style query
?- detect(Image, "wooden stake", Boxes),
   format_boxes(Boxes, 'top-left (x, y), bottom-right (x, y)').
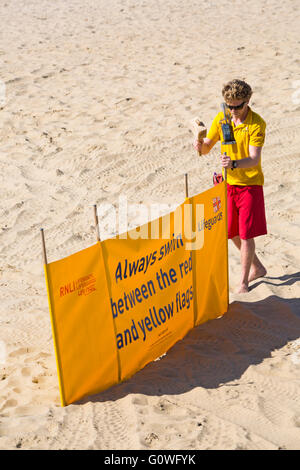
top-left (185, 173), bottom-right (189, 198)
top-left (223, 151), bottom-right (228, 182)
top-left (40, 228), bottom-right (48, 265)
top-left (93, 204), bottom-right (101, 242)
top-left (223, 152), bottom-right (229, 309)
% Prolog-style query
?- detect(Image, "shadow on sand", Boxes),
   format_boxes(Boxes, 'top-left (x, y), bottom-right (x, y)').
top-left (249, 271), bottom-right (300, 291)
top-left (78, 293), bottom-right (300, 405)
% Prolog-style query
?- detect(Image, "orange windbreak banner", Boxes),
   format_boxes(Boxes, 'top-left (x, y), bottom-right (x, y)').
top-left (45, 243), bottom-right (119, 406)
top-left (45, 181), bottom-right (228, 406)
top-left (102, 204), bottom-right (196, 382)
top-left (191, 181), bottom-right (228, 326)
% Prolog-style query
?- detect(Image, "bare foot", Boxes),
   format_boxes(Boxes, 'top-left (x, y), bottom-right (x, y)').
top-left (237, 283), bottom-right (249, 293)
top-left (248, 266), bottom-right (267, 283)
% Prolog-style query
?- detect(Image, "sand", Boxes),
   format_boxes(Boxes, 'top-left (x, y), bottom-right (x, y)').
top-left (1, 0), bottom-right (300, 450)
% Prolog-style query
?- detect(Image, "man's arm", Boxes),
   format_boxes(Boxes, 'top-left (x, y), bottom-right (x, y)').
top-left (193, 113), bottom-right (221, 156)
top-left (221, 145), bottom-right (262, 169)
top-left (194, 137), bottom-right (217, 155)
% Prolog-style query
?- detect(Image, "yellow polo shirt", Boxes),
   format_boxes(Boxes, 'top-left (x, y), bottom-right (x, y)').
top-left (207, 107), bottom-right (266, 186)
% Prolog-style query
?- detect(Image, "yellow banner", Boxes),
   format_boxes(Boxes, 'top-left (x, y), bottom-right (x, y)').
top-left (45, 243), bottom-right (119, 406)
top-left (102, 205), bottom-right (196, 382)
top-left (44, 181), bottom-right (228, 405)
top-left (192, 181), bottom-right (228, 325)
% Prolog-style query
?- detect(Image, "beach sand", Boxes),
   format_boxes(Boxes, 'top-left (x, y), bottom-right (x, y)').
top-left (0, 0), bottom-right (300, 450)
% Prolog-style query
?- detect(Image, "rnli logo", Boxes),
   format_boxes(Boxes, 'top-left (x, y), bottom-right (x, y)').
top-left (212, 197), bottom-right (221, 213)
top-left (59, 273), bottom-right (96, 298)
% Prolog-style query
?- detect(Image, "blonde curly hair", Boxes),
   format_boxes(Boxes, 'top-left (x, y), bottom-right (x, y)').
top-left (222, 79), bottom-right (252, 102)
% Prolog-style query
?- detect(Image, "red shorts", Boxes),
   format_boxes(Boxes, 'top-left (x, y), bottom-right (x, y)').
top-left (227, 184), bottom-right (267, 240)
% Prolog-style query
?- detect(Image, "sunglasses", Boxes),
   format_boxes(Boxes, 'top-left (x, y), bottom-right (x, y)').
top-left (226, 102), bottom-right (246, 110)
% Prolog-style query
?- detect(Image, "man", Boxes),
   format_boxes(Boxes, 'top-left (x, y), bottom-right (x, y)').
top-left (194, 79), bottom-right (267, 293)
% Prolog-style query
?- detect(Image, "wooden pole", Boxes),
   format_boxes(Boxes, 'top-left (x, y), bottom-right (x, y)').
top-left (40, 228), bottom-right (48, 265)
top-left (93, 204), bottom-right (101, 242)
top-left (40, 228), bottom-right (66, 406)
top-left (185, 173), bottom-right (189, 198)
top-left (223, 151), bottom-right (228, 182)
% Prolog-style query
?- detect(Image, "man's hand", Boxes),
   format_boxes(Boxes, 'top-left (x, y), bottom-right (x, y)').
top-left (192, 137), bottom-right (215, 156)
top-left (220, 153), bottom-right (232, 168)
top-left (193, 139), bottom-right (203, 153)
top-left (220, 146), bottom-right (262, 170)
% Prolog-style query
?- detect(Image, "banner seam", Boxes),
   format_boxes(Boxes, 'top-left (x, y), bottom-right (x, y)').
top-left (44, 264), bottom-right (67, 407)
top-left (98, 241), bottom-right (122, 383)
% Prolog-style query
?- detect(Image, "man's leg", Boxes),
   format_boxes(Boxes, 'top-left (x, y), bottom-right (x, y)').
top-left (232, 236), bottom-right (267, 290)
top-left (239, 238), bottom-right (255, 293)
